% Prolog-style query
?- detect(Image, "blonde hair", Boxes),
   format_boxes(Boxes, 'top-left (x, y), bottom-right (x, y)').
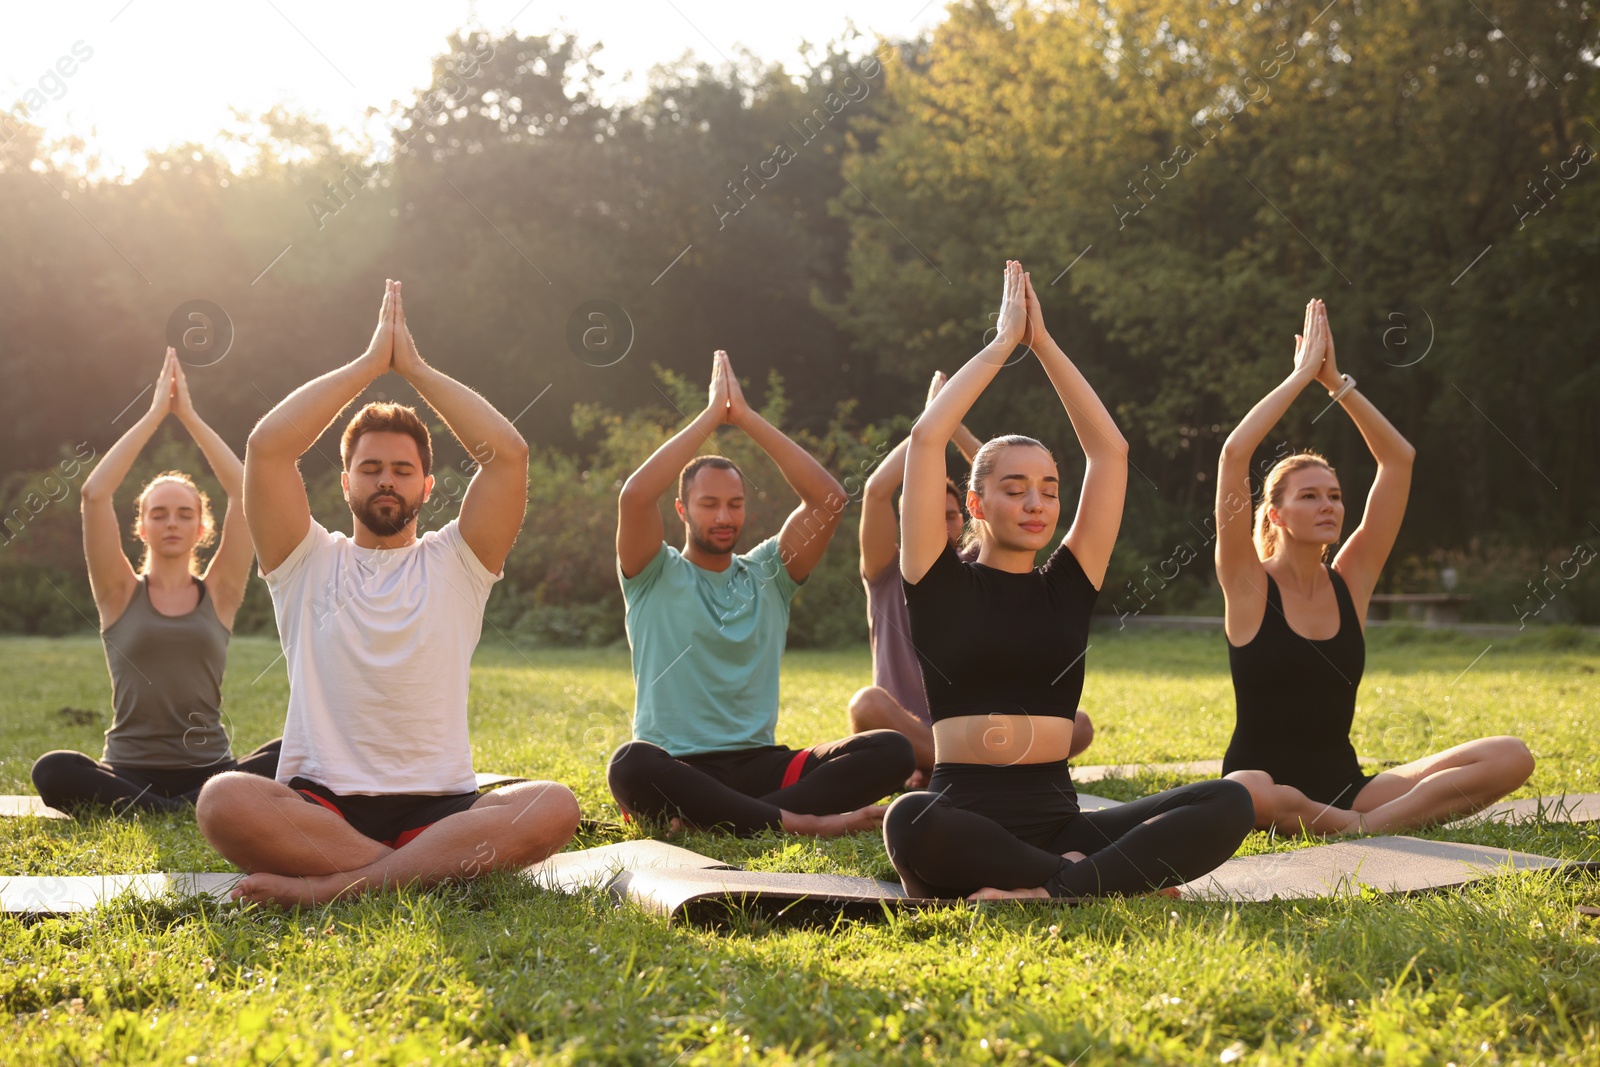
top-left (961, 434), bottom-right (1053, 551)
top-left (1254, 451), bottom-right (1337, 560)
top-left (131, 472), bottom-right (216, 576)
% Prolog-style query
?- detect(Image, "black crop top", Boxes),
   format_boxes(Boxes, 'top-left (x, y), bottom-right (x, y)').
top-left (902, 539), bottom-right (1098, 722)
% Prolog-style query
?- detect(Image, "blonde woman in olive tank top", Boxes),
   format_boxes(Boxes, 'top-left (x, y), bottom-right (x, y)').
top-left (31, 349), bottom-right (280, 815)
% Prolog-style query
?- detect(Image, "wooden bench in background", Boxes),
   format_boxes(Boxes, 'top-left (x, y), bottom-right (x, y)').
top-left (1367, 593), bottom-right (1474, 626)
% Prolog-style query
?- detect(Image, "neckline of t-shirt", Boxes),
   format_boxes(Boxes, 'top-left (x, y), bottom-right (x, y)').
top-left (967, 558), bottom-right (1040, 576)
top-left (349, 536), bottom-right (424, 561)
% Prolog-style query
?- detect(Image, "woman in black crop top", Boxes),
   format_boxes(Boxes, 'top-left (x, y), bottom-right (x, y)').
top-left (881, 262), bottom-right (1254, 900)
top-left (1215, 299), bottom-right (1533, 835)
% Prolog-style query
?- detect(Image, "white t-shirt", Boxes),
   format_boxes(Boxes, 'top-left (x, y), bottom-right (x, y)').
top-left (262, 518), bottom-right (500, 794)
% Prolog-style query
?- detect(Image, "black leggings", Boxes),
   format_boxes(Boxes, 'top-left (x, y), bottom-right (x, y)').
top-left (607, 730), bottom-right (915, 835)
top-left (31, 739), bottom-right (282, 816)
top-left (883, 760), bottom-right (1254, 898)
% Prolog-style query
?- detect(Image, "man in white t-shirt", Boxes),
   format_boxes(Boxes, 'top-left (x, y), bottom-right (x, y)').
top-left (196, 280), bottom-right (579, 907)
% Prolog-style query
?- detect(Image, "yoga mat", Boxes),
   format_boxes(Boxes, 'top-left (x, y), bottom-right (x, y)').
top-left (0, 873), bottom-right (239, 914)
top-left (527, 842), bottom-right (934, 924)
top-left (1177, 836), bottom-right (1592, 902)
top-left (1075, 793), bottom-right (1124, 811)
top-left (525, 839), bottom-right (733, 893)
top-left (568, 837), bottom-right (1594, 920)
top-left (1071, 760), bottom-right (1225, 784)
top-left (0, 796), bottom-right (68, 819)
top-left (1450, 793), bottom-right (1600, 827)
top-left (617, 866), bottom-right (935, 924)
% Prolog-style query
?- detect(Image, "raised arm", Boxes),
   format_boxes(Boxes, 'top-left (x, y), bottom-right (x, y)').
top-left (1314, 301), bottom-right (1415, 606)
top-left (246, 281), bottom-right (395, 573)
top-left (722, 353), bottom-right (846, 583)
top-left (1021, 272), bottom-right (1127, 588)
top-left (168, 360), bottom-right (252, 626)
top-left (903, 262), bottom-right (1026, 583)
top-left (390, 282), bottom-right (527, 576)
top-left (81, 351), bottom-right (175, 625)
top-left (859, 370), bottom-right (975, 580)
top-left (1215, 300), bottom-right (1325, 625)
top-left (616, 353), bottom-right (728, 578)
top-left (859, 433), bottom-right (914, 581)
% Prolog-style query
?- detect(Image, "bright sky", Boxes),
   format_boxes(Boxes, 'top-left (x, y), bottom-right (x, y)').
top-left (1, 1), bottom-right (949, 179)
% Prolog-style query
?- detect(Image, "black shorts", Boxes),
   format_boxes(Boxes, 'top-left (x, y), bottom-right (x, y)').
top-left (289, 777), bottom-right (481, 848)
top-left (1310, 770), bottom-right (1378, 811)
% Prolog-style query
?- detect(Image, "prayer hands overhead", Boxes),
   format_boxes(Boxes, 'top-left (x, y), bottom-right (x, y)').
top-left (706, 349), bottom-right (732, 424)
top-left (1292, 298), bottom-right (1329, 383)
top-left (391, 280), bottom-right (425, 378)
top-left (361, 280), bottom-right (397, 376)
top-left (148, 348), bottom-right (177, 420)
top-left (1311, 300), bottom-right (1343, 391)
top-left (995, 260), bottom-right (1028, 350)
top-left (722, 352), bottom-right (753, 427)
top-left (170, 349), bottom-right (197, 423)
top-left (1021, 270), bottom-right (1049, 351)
top-left (706, 350), bottom-right (751, 427)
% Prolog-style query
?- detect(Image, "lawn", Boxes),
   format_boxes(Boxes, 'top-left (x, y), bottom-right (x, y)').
top-left (2, 627), bottom-right (1598, 1065)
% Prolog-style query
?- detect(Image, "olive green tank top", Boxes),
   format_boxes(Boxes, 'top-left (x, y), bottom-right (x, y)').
top-left (100, 577), bottom-right (232, 768)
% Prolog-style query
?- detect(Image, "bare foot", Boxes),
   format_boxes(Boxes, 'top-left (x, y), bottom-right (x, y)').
top-left (230, 871), bottom-right (359, 909)
top-left (781, 804), bottom-right (889, 838)
top-left (904, 769), bottom-right (930, 791)
top-left (967, 850), bottom-right (1092, 901)
top-left (968, 885), bottom-right (1051, 900)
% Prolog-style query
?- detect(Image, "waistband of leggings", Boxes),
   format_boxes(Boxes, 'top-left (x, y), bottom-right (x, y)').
top-left (929, 756), bottom-right (1074, 786)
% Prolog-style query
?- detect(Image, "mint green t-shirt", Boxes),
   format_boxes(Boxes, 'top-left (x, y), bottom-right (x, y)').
top-left (619, 537), bottom-right (802, 756)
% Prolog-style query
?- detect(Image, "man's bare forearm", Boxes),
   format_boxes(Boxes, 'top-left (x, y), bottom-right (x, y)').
top-left (401, 360), bottom-right (526, 465)
top-left (739, 410), bottom-right (843, 508)
top-left (249, 360), bottom-right (380, 460)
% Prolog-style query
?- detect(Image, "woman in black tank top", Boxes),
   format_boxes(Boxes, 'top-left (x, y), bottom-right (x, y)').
top-left (30, 349), bottom-right (280, 816)
top-left (880, 262), bottom-right (1254, 900)
top-left (1214, 299), bottom-right (1533, 835)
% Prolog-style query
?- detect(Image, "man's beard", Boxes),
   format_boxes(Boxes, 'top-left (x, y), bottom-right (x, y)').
top-left (351, 491), bottom-right (420, 537)
top-left (688, 522), bottom-right (738, 556)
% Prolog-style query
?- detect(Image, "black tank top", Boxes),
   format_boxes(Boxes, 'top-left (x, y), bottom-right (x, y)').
top-left (1223, 565), bottom-right (1365, 800)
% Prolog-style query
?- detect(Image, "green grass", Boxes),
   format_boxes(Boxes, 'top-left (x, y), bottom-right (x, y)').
top-left (3, 629), bottom-right (1599, 1065)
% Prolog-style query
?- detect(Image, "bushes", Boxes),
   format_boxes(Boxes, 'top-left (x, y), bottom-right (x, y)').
top-left (0, 560), bottom-right (85, 635)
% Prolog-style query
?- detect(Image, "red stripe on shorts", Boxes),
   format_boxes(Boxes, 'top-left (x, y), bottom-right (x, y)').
top-left (297, 788), bottom-right (429, 849)
top-left (296, 789), bottom-right (343, 817)
top-left (781, 748), bottom-right (813, 790)
top-left (390, 824), bottom-right (431, 849)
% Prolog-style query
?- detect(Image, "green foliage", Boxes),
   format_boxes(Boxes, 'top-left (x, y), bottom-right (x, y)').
top-left (4, 7), bottom-right (1598, 642)
top-left (829, 0), bottom-right (1600, 619)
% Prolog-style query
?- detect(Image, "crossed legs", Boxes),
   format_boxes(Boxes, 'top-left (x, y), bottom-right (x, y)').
top-left (1227, 735), bottom-right (1535, 836)
top-left (607, 731), bottom-right (914, 837)
top-left (883, 778), bottom-right (1254, 899)
top-left (195, 772), bottom-right (580, 907)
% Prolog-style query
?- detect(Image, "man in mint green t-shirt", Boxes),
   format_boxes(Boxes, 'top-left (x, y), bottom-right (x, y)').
top-left (607, 351), bottom-right (914, 837)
